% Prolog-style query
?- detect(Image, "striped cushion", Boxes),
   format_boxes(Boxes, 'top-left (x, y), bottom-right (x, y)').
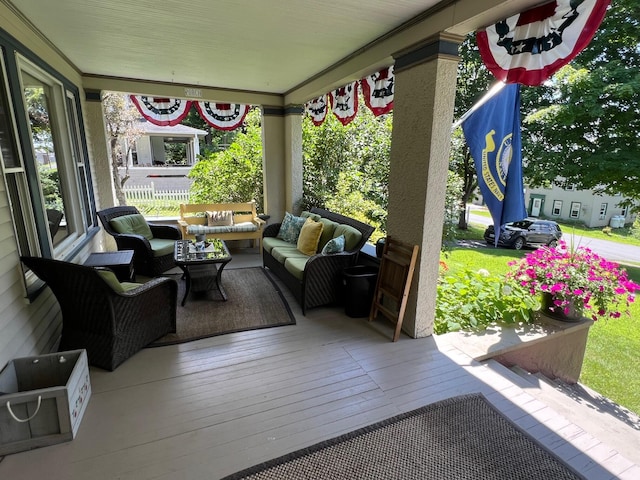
top-left (187, 221), bottom-right (257, 235)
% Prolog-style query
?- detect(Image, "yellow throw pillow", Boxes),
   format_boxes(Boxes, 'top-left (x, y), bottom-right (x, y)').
top-left (297, 217), bottom-right (324, 256)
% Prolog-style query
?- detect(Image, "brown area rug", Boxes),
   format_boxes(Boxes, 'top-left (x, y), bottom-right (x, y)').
top-left (221, 393), bottom-right (585, 480)
top-left (149, 267), bottom-right (295, 347)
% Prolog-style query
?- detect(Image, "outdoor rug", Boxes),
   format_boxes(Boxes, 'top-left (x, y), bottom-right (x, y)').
top-left (149, 267), bottom-right (295, 347)
top-left (220, 393), bottom-right (585, 480)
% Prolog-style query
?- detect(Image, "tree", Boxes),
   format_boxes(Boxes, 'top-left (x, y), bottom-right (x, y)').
top-left (102, 92), bottom-right (142, 205)
top-left (188, 108), bottom-right (264, 211)
top-left (522, 0), bottom-right (640, 211)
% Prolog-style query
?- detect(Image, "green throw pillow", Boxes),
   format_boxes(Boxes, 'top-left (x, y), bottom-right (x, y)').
top-left (277, 212), bottom-right (306, 244)
top-left (321, 235), bottom-right (345, 254)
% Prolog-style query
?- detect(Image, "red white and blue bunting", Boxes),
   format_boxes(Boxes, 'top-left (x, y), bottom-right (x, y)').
top-left (361, 66), bottom-right (394, 116)
top-left (130, 96), bottom-right (192, 126)
top-left (329, 81), bottom-right (359, 126)
top-left (305, 95), bottom-right (329, 126)
top-left (194, 102), bottom-right (250, 131)
top-left (477, 0), bottom-right (610, 86)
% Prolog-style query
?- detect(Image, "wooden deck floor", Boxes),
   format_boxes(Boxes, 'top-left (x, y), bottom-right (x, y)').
top-left (1, 252), bottom-right (638, 479)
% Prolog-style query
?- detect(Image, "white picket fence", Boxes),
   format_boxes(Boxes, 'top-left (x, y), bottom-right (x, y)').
top-left (123, 183), bottom-right (190, 215)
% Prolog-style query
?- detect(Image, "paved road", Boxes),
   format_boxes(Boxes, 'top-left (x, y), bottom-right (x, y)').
top-left (468, 212), bottom-right (640, 265)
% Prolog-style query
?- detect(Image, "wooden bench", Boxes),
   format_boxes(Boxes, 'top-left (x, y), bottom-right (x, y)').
top-left (178, 201), bottom-right (265, 248)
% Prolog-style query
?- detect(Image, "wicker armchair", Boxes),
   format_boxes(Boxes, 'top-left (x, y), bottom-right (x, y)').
top-left (21, 256), bottom-right (178, 371)
top-left (97, 206), bottom-right (182, 277)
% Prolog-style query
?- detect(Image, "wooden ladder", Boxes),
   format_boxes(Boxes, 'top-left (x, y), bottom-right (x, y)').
top-left (369, 236), bottom-right (419, 342)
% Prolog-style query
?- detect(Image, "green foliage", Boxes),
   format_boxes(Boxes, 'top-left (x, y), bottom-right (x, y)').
top-left (39, 167), bottom-right (63, 210)
top-left (301, 105), bottom-right (391, 235)
top-left (188, 108), bottom-right (264, 211)
top-left (435, 268), bottom-right (540, 334)
top-left (442, 170), bottom-right (464, 250)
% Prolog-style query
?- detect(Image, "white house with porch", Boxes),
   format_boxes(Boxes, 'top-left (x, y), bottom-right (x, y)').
top-left (129, 121), bottom-right (207, 167)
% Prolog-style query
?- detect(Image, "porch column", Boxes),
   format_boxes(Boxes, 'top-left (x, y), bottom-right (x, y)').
top-left (83, 89), bottom-right (116, 250)
top-left (261, 105), bottom-right (304, 221)
top-left (386, 33), bottom-right (463, 338)
top-left (83, 90), bottom-right (114, 210)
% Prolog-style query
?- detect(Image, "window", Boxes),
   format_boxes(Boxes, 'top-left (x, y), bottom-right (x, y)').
top-left (570, 202), bottom-right (581, 219)
top-left (552, 200), bottom-right (562, 216)
top-left (599, 203), bottom-right (608, 220)
top-left (0, 42), bottom-right (96, 289)
top-left (621, 207), bottom-right (628, 217)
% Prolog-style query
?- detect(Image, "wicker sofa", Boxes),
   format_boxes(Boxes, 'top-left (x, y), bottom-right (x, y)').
top-left (262, 207), bottom-right (374, 314)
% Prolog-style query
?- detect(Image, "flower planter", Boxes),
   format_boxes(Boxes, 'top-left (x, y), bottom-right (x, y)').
top-left (541, 292), bottom-right (583, 322)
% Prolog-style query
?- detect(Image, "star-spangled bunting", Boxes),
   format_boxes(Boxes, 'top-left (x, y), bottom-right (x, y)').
top-left (194, 102), bottom-right (250, 131)
top-left (361, 66), bottom-right (394, 116)
top-left (305, 95), bottom-right (329, 126)
top-left (329, 81), bottom-right (359, 126)
top-left (477, 0), bottom-right (610, 86)
top-left (129, 96), bottom-right (192, 126)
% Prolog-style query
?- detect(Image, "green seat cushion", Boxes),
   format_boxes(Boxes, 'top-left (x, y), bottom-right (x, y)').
top-left (333, 224), bottom-right (362, 251)
top-left (109, 214), bottom-right (153, 241)
top-left (263, 236), bottom-right (295, 254)
top-left (271, 245), bottom-right (309, 264)
top-left (149, 238), bottom-right (175, 257)
top-left (317, 219), bottom-right (339, 252)
top-left (284, 256), bottom-right (309, 281)
top-left (97, 270), bottom-right (142, 293)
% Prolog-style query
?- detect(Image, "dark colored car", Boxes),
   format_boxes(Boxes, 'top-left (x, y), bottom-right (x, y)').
top-left (484, 219), bottom-right (562, 250)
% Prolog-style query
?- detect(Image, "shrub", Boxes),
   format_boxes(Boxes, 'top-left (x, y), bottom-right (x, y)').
top-left (435, 268), bottom-right (540, 334)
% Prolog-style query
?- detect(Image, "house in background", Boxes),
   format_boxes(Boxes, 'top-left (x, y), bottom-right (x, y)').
top-left (127, 121), bottom-right (207, 167)
top-left (526, 181), bottom-right (638, 228)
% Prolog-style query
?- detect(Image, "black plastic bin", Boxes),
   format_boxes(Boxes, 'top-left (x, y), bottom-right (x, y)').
top-left (342, 265), bottom-right (379, 318)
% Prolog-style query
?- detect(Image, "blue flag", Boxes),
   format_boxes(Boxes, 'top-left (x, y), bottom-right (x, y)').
top-left (462, 83), bottom-right (527, 245)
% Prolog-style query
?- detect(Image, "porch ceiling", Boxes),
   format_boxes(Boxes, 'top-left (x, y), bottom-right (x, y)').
top-left (11, 0), bottom-right (542, 100)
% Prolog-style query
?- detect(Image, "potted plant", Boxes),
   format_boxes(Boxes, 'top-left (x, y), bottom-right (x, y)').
top-left (507, 241), bottom-right (639, 321)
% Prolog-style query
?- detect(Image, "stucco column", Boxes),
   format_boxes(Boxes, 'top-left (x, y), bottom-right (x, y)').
top-left (83, 89), bottom-right (116, 250)
top-left (83, 90), bottom-right (114, 211)
top-left (386, 33), bottom-right (463, 338)
top-left (261, 106), bottom-right (304, 221)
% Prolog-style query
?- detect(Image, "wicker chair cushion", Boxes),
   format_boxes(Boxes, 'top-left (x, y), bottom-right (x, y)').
top-left (317, 219), bottom-right (339, 251)
top-left (110, 214), bottom-right (154, 240)
top-left (321, 235), bottom-right (345, 255)
top-left (333, 224), bottom-right (363, 251)
top-left (149, 238), bottom-right (177, 257)
top-left (263, 236), bottom-right (292, 254)
top-left (96, 270), bottom-right (142, 293)
top-left (277, 212), bottom-right (306, 243)
top-left (297, 218), bottom-right (324, 256)
top-left (271, 246), bottom-right (308, 264)
top-left (284, 256), bottom-right (309, 281)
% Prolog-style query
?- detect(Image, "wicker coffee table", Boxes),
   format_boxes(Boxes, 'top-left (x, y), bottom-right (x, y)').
top-left (174, 239), bottom-right (232, 306)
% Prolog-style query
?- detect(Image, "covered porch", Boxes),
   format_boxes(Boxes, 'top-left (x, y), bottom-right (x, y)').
top-left (0, 252), bottom-right (638, 479)
top-left (1, 0), bottom-right (638, 477)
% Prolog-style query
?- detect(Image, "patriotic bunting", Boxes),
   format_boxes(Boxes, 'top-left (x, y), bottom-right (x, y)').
top-left (305, 95), bottom-right (329, 126)
top-left (130, 96), bottom-right (192, 126)
top-left (329, 81), bottom-right (358, 126)
top-left (477, 0), bottom-right (610, 86)
top-left (194, 102), bottom-right (250, 131)
top-left (361, 66), bottom-right (394, 116)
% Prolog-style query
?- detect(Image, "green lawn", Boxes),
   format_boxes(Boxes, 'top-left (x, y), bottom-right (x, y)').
top-left (440, 246), bottom-right (640, 415)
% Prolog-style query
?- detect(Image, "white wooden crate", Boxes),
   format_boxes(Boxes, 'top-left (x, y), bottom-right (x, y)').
top-left (0, 349), bottom-right (91, 455)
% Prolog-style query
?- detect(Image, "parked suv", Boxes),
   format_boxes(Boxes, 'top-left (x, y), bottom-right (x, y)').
top-left (484, 219), bottom-right (562, 250)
